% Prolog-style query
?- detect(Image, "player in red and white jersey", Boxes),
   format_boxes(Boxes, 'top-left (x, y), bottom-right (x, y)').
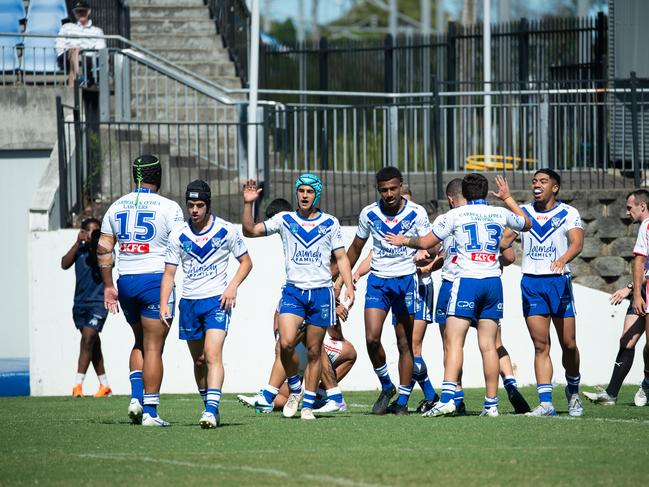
top-left (97, 155), bottom-right (184, 426)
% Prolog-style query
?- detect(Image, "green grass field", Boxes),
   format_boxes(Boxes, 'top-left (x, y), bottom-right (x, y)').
top-left (1, 386), bottom-right (648, 486)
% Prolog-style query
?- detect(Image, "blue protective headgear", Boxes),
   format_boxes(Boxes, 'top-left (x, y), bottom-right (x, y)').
top-left (295, 173), bottom-right (322, 208)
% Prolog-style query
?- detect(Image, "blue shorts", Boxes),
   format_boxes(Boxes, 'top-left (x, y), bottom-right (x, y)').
top-left (116, 273), bottom-right (175, 325)
top-left (365, 273), bottom-right (417, 316)
top-left (447, 276), bottom-right (503, 322)
top-left (178, 296), bottom-right (230, 340)
top-left (626, 284), bottom-right (647, 315)
top-left (279, 284), bottom-right (336, 328)
top-left (72, 306), bottom-right (107, 332)
top-left (435, 279), bottom-right (453, 325)
top-left (521, 274), bottom-right (575, 318)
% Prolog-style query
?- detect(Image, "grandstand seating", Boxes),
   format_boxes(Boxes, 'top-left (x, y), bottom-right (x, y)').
top-left (0, 0), bottom-right (27, 21)
top-left (27, 0), bottom-right (69, 21)
top-left (0, 14), bottom-right (21, 72)
top-left (22, 36), bottom-right (60, 74)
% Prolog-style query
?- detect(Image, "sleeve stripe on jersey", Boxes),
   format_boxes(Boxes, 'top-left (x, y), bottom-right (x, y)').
top-left (355, 234), bottom-right (368, 241)
top-left (164, 261), bottom-right (179, 266)
top-left (633, 252), bottom-right (648, 257)
top-left (431, 228), bottom-right (444, 241)
top-left (332, 246), bottom-right (345, 251)
top-left (262, 221), bottom-right (268, 236)
top-left (234, 251), bottom-right (249, 259)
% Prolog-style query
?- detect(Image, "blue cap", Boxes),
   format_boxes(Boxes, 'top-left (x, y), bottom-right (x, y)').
top-left (295, 173), bottom-right (323, 208)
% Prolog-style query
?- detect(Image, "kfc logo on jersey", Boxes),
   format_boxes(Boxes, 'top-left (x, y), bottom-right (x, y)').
top-left (471, 252), bottom-right (497, 263)
top-left (120, 242), bottom-right (150, 253)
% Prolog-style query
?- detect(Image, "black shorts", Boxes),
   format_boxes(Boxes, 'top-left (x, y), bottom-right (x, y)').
top-left (626, 284), bottom-right (647, 315)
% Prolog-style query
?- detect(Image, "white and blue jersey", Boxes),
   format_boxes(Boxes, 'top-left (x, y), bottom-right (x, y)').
top-left (101, 188), bottom-right (184, 276)
top-left (431, 200), bottom-right (526, 278)
top-left (264, 210), bottom-right (344, 290)
top-left (518, 202), bottom-right (582, 275)
top-left (165, 215), bottom-right (248, 339)
top-left (165, 216), bottom-right (248, 299)
top-left (356, 198), bottom-right (432, 278)
top-left (432, 200), bottom-right (526, 322)
top-left (434, 229), bottom-right (459, 325)
top-left (101, 188), bottom-right (184, 324)
top-left (517, 202), bottom-right (582, 318)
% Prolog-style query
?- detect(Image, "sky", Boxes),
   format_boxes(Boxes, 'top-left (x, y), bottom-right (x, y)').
top-left (256, 0), bottom-right (608, 27)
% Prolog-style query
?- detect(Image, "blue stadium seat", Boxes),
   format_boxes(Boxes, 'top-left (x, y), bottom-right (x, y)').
top-left (0, 13), bottom-right (21, 72)
top-left (28, 0), bottom-right (69, 21)
top-left (0, 0), bottom-right (26, 21)
top-left (25, 13), bottom-right (62, 35)
top-left (22, 36), bottom-right (60, 73)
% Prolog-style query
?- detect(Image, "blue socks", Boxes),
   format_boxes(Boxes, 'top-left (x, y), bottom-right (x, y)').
top-left (287, 375), bottom-right (302, 394)
top-left (206, 388), bottom-right (221, 416)
top-left (198, 388), bottom-right (207, 406)
top-left (303, 390), bottom-right (316, 409)
top-left (503, 375), bottom-right (518, 393)
top-left (537, 383), bottom-right (553, 404)
top-left (143, 392), bottom-right (159, 417)
top-left (440, 381), bottom-right (457, 404)
top-left (453, 388), bottom-right (465, 406)
top-left (566, 373), bottom-right (581, 396)
top-left (412, 356), bottom-right (438, 400)
top-left (484, 396), bottom-right (498, 409)
top-left (129, 370), bottom-right (143, 403)
top-left (262, 384), bottom-right (279, 404)
top-left (326, 386), bottom-right (344, 404)
top-left (374, 364), bottom-right (394, 392)
top-left (395, 384), bottom-right (413, 406)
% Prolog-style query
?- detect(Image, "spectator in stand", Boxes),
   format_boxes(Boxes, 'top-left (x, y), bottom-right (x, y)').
top-left (55, 1), bottom-right (106, 86)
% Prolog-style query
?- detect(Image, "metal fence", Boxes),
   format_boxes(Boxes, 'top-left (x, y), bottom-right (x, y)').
top-left (85, 0), bottom-right (130, 41)
top-left (258, 14), bottom-right (607, 104)
top-left (58, 75), bottom-right (649, 227)
top-left (56, 115), bottom-right (259, 227)
top-left (208, 0), bottom-right (249, 86)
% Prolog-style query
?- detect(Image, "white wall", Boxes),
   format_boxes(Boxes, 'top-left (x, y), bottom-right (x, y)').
top-left (0, 153), bottom-right (50, 359)
top-left (29, 226), bottom-right (644, 396)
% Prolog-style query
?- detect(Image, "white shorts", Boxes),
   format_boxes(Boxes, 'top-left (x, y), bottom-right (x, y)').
top-left (323, 333), bottom-right (344, 365)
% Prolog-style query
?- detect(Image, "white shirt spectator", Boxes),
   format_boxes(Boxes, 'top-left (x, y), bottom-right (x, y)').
top-left (56, 20), bottom-right (106, 57)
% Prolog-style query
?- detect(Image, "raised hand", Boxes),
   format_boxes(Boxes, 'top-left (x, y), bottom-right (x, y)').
top-left (490, 175), bottom-right (512, 201)
top-left (242, 179), bottom-right (262, 203)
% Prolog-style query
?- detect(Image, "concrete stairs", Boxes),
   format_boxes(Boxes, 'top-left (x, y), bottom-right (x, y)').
top-left (128, 0), bottom-right (243, 93)
top-left (122, 0), bottom-right (248, 201)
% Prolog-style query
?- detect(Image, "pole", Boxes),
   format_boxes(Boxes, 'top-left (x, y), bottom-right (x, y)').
top-left (389, 0), bottom-right (398, 39)
top-left (483, 0), bottom-right (492, 158)
top-left (248, 0), bottom-right (260, 179)
top-left (421, 0), bottom-right (431, 35)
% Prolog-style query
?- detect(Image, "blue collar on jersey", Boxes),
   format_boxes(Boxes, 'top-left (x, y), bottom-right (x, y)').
top-left (378, 197), bottom-right (408, 217)
top-left (133, 187), bottom-right (154, 193)
top-left (467, 198), bottom-right (488, 205)
top-left (532, 201), bottom-right (561, 213)
top-left (293, 209), bottom-right (322, 221)
top-left (188, 214), bottom-right (215, 236)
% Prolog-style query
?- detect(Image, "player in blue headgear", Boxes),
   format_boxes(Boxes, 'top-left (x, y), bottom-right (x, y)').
top-left (295, 173), bottom-right (322, 209)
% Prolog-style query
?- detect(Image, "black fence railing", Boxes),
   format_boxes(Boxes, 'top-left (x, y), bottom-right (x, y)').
top-left (58, 75), bottom-right (649, 227)
top-left (208, 0), bottom-right (250, 86)
top-left (260, 13), bottom-right (607, 104)
top-left (68, 0), bottom-right (130, 42)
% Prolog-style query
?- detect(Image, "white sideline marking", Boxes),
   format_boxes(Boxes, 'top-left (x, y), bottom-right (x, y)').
top-left (78, 453), bottom-right (392, 487)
